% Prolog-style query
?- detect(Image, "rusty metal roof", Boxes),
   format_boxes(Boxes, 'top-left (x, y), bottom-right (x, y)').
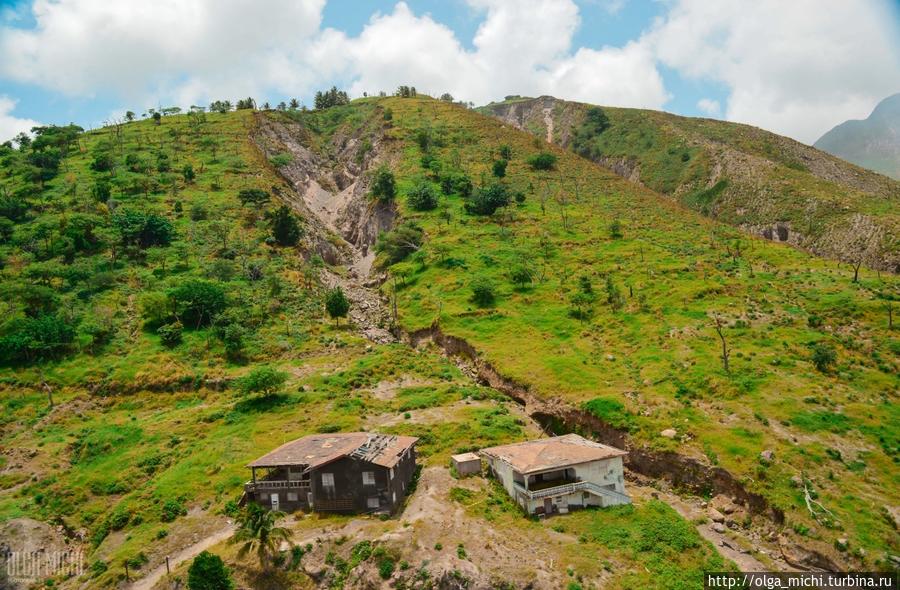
top-left (247, 432), bottom-right (418, 470)
top-left (479, 434), bottom-right (626, 474)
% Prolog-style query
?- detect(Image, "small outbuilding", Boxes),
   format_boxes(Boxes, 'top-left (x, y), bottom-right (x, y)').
top-left (451, 452), bottom-right (482, 477)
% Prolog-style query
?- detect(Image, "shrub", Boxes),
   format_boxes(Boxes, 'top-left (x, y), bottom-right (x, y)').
top-left (440, 172), bottom-right (473, 197)
top-left (237, 367), bottom-right (287, 397)
top-left (470, 277), bottom-right (496, 307)
top-left (509, 266), bottom-right (534, 290)
top-left (527, 152), bottom-right (557, 170)
top-left (376, 222), bottom-right (424, 264)
top-left (269, 152), bottom-right (292, 167)
top-left (464, 183), bottom-right (510, 216)
top-left (492, 159), bottom-right (508, 178)
top-left (499, 144), bottom-right (512, 160)
top-left (810, 343), bottom-right (837, 372)
top-left (407, 181), bottom-right (439, 211)
top-left (378, 557), bottom-right (395, 580)
top-left (167, 280), bottom-right (227, 328)
top-left (0, 314), bottom-right (76, 364)
top-left (157, 321), bottom-right (183, 348)
top-left (609, 219), bottom-right (623, 239)
top-left (371, 166), bottom-right (397, 202)
top-left (161, 499), bottom-right (187, 522)
top-left (188, 551), bottom-right (234, 590)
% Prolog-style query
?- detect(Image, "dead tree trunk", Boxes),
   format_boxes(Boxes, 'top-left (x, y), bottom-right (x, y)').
top-left (713, 314), bottom-right (730, 374)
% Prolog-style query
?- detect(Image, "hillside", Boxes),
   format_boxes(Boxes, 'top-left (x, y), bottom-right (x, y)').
top-left (0, 96), bottom-right (898, 589)
top-left (479, 96), bottom-right (900, 272)
top-left (815, 94), bottom-right (900, 181)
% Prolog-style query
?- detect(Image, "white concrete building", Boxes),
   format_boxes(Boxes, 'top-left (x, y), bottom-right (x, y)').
top-left (480, 434), bottom-right (630, 516)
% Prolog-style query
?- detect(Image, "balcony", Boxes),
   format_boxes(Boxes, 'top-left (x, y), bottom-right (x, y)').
top-left (514, 480), bottom-right (630, 502)
top-left (245, 479), bottom-right (310, 493)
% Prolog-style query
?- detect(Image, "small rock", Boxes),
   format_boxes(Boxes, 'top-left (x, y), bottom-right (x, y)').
top-left (711, 523), bottom-right (726, 534)
top-left (760, 449), bottom-right (775, 462)
top-left (700, 501), bottom-right (708, 509)
top-left (660, 428), bottom-right (677, 439)
top-left (709, 509), bottom-right (725, 523)
top-left (722, 504), bottom-right (735, 515)
top-left (789, 475), bottom-right (803, 488)
top-left (605, 354), bottom-right (615, 361)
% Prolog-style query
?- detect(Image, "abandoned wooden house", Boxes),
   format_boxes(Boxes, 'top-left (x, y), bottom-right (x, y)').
top-left (244, 432), bottom-right (418, 514)
top-left (480, 434), bottom-right (630, 516)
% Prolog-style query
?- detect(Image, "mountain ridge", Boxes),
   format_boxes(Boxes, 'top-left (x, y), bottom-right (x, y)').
top-left (814, 93), bottom-right (900, 180)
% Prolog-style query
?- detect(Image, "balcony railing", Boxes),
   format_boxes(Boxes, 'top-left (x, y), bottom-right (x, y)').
top-left (514, 480), bottom-right (630, 502)
top-left (245, 479), bottom-right (310, 492)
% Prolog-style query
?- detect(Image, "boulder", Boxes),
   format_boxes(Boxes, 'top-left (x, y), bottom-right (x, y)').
top-left (709, 509), bottom-right (725, 523)
top-left (711, 523), bottom-right (726, 534)
top-left (660, 428), bottom-right (677, 439)
top-left (760, 449), bottom-right (775, 462)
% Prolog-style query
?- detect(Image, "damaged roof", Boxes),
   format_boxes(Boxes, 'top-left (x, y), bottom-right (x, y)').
top-left (479, 434), bottom-right (626, 474)
top-left (248, 432), bottom-right (418, 470)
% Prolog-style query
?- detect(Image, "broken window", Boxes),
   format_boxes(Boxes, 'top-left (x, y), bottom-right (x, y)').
top-left (362, 471), bottom-right (375, 485)
top-left (367, 496), bottom-right (380, 509)
top-left (321, 472), bottom-right (335, 497)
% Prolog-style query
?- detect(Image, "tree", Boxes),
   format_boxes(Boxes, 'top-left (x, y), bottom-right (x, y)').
top-left (0, 314), bottom-right (76, 365)
top-left (238, 366), bottom-right (288, 397)
top-left (152, 112), bottom-right (162, 125)
top-left (325, 286), bottom-right (350, 325)
top-left (237, 188), bottom-right (270, 207)
top-left (188, 551), bottom-right (233, 590)
top-left (811, 343), bottom-right (837, 373)
top-left (376, 222), bottom-right (423, 263)
top-left (183, 164), bottom-right (196, 183)
top-left (609, 219), bottom-right (623, 239)
top-left (268, 206), bottom-right (301, 247)
top-left (313, 86), bottom-right (349, 110)
top-left (527, 152), bottom-right (557, 170)
top-left (492, 159), bottom-right (508, 178)
top-left (168, 280), bottom-right (227, 328)
top-left (112, 210), bottom-right (175, 249)
top-left (231, 503), bottom-right (293, 569)
top-left (439, 93), bottom-right (454, 102)
top-left (605, 276), bottom-right (624, 310)
top-left (712, 314), bottom-right (731, 374)
top-left (407, 181), bottom-right (438, 211)
top-left (440, 171), bottom-right (472, 197)
top-left (464, 183), bottom-right (510, 216)
top-left (157, 321), bottom-right (183, 348)
top-left (125, 111), bottom-right (135, 122)
top-left (509, 265), bottom-right (534, 290)
top-left (288, 98), bottom-right (300, 110)
top-left (499, 144), bottom-right (512, 160)
top-left (371, 166), bottom-right (397, 202)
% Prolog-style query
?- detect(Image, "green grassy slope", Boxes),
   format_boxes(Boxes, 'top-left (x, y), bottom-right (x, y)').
top-left (0, 106), bottom-right (730, 589)
top-left (479, 96), bottom-right (900, 272)
top-left (275, 96), bottom-right (900, 566)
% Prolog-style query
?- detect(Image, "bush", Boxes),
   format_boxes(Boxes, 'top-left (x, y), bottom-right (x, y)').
top-left (811, 343), bottom-right (837, 372)
top-left (492, 159), bottom-right (508, 178)
top-left (407, 181), bottom-right (439, 211)
top-left (470, 277), bottom-right (496, 307)
top-left (464, 183), bottom-right (510, 216)
top-left (527, 152), bottom-right (557, 170)
top-left (167, 280), bottom-right (227, 328)
top-left (269, 152), bottom-right (292, 167)
top-left (440, 172), bottom-right (473, 197)
top-left (0, 314), bottom-right (76, 364)
top-left (499, 145), bottom-right (512, 160)
top-left (237, 366), bottom-right (287, 397)
top-left (188, 552), bottom-right (234, 590)
top-left (371, 166), bottom-right (397, 202)
top-left (160, 498), bottom-right (187, 522)
top-left (509, 266), bottom-right (534, 290)
top-left (376, 222), bottom-right (423, 264)
top-left (268, 205), bottom-right (302, 247)
top-left (609, 219), bottom-right (623, 239)
top-left (378, 557), bottom-right (395, 580)
top-left (157, 321), bottom-right (183, 348)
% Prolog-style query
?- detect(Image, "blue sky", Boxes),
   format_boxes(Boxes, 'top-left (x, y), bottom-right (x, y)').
top-left (0, 0), bottom-right (898, 143)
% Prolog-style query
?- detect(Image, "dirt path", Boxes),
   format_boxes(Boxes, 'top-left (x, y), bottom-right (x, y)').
top-left (129, 525), bottom-right (235, 590)
top-left (542, 106), bottom-right (554, 143)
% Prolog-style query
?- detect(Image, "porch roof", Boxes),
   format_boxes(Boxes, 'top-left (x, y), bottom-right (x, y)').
top-left (248, 432), bottom-right (417, 470)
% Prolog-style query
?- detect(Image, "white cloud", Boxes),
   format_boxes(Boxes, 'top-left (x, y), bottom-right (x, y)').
top-left (696, 98), bottom-right (720, 117)
top-left (646, 0), bottom-right (900, 143)
top-left (0, 95), bottom-right (40, 143)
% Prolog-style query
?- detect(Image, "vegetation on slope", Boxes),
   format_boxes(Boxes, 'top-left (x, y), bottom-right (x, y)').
top-left (479, 96), bottom-right (900, 272)
top-left (282, 96), bottom-right (900, 567)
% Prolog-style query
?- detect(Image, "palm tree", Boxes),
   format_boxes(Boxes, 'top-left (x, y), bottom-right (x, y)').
top-left (230, 503), bottom-right (293, 569)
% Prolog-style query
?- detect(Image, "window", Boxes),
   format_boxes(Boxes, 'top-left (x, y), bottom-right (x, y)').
top-left (362, 471), bottom-right (376, 485)
top-left (287, 493), bottom-right (298, 502)
top-left (367, 497), bottom-right (380, 509)
top-left (259, 492), bottom-right (268, 501)
top-left (321, 472), bottom-right (335, 497)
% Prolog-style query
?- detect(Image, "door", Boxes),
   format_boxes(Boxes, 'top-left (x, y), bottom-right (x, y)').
top-left (543, 498), bottom-right (553, 514)
top-left (270, 493), bottom-right (280, 511)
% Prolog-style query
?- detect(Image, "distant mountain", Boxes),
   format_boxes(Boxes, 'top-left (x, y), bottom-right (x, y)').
top-left (814, 93), bottom-right (900, 180)
top-left (480, 96), bottom-right (900, 271)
